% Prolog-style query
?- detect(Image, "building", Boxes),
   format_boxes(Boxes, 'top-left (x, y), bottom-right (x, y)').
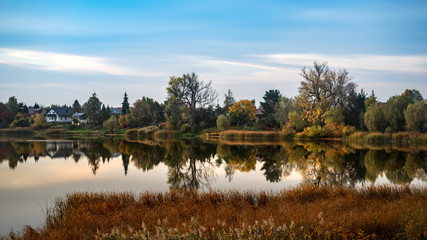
top-left (72, 112), bottom-right (88, 125)
top-left (110, 107), bottom-right (122, 117)
top-left (45, 107), bottom-right (72, 123)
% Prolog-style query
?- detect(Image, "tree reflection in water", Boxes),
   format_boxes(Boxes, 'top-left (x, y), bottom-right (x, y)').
top-left (0, 139), bottom-right (426, 189)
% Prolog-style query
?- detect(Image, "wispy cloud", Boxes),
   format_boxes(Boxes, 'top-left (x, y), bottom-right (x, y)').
top-left (207, 60), bottom-right (285, 71)
top-left (0, 48), bottom-right (162, 76)
top-left (257, 54), bottom-right (427, 73)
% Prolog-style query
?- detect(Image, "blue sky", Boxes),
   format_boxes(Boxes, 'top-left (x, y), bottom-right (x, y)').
top-left (0, 0), bottom-right (426, 107)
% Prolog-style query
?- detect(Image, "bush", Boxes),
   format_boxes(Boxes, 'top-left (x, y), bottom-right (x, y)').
top-left (216, 115), bottom-right (230, 131)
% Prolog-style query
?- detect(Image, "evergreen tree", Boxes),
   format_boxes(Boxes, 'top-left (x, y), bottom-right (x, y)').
top-left (84, 93), bottom-right (102, 125)
top-left (72, 100), bottom-right (82, 113)
top-left (122, 92), bottom-right (130, 115)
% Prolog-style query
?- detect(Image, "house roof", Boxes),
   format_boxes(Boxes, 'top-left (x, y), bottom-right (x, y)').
top-left (255, 107), bottom-right (264, 116)
top-left (110, 108), bottom-right (122, 115)
top-left (46, 107), bottom-right (71, 117)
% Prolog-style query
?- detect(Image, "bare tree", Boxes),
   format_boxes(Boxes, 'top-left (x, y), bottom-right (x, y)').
top-left (167, 72), bottom-right (217, 126)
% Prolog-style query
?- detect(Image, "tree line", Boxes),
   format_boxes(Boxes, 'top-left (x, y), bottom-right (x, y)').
top-left (0, 62), bottom-right (425, 135)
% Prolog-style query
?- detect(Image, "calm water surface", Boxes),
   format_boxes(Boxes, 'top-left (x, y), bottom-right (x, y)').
top-left (0, 138), bottom-right (426, 234)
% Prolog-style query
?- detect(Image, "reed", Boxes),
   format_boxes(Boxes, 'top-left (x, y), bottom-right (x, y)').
top-left (219, 130), bottom-right (293, 142)
top-left (6, 185), bottom-right (426, 240)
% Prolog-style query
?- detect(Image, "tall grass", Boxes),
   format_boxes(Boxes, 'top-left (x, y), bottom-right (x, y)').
top-left (219, 130), bottom-right (294, 143)
top-left (6, 185), bottom-right (426, 240)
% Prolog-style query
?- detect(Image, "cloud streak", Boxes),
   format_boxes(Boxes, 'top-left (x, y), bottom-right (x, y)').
top-left (257, 54), bottom-right (427, 73)
top-left (0, 48), bottom-right (161, 76)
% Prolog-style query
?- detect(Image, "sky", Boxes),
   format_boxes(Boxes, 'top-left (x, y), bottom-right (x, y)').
top-left (0, 0), bottom-right (426, 107)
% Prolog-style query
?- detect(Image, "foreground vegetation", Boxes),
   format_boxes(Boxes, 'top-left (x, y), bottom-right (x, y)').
top-left (4, 185), bottom-right (426, 240)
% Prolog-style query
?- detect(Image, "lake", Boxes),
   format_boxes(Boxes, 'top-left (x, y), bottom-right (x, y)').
top-left (0, 138), bottom-right (426, 235)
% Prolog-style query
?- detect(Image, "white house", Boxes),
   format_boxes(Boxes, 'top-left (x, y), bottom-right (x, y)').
top-left (45, 107), bottom-right (72, 123)
top-left (72, 112), bottom-right (88, 125)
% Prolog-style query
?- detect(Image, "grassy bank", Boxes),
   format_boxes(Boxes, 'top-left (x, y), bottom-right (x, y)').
top-left (5, 185), bottom-right (426, 240)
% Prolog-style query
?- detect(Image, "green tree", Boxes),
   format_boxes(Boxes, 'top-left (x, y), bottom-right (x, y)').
top-left (103, 116), bottom-right (119, 133)
top-left (260, 89), bottom-right (282, 128)
top-left (344, 89), bottom-right (367, 129)
top-left (260, 89), bottom-right (281, 116)
top-left (167, 72), bottom-right (217, 127)
top-left (364, 104), bottom-right (387, 132)
top-left (164, 97), bottom-right (185, 129)
top-left (100, 104), bottom-right (111, 123)
top-left (216, 114), bottom-right (230, 130)
top-left (384, 95), bottom-right (412, 131)
top-left (273, 96), bottom-right (293, 130)
top-left (33, 102), bottom-right (40, 108)
top-left (364, 91), bottom-right (378, 109)
top-left (122, 92), bottom-right (130, 115)
top-left (72, 100), bottom-right (82, 113)
top-left (228, 100), bottom-right (256, 126)
top-left (84, 93), bottom-right (102, 125)
top-left (403, 89), bottom-right (423, 102)
top-left (404, 101), bottom-right (427, 132)
top-left (7, 96), bottom-right (19, 113)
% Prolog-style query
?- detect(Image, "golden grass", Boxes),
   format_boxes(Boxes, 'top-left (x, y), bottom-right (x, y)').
top-left (5, 185), bottom-right (426, 240)
top-left (219, 130), bottom-right (293, 143)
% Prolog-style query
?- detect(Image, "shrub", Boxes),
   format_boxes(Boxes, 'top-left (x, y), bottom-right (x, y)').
top-left (216, 114), bottom-right (230, 131)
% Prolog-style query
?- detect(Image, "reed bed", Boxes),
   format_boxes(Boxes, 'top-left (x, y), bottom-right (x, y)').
top-left (5, 185), bottom-right (426, 240)
top-left (219, 130), bottom-right (293, 142)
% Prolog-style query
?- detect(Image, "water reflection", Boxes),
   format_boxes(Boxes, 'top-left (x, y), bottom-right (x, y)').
top-left (0, 139), bottom-right (425, 189)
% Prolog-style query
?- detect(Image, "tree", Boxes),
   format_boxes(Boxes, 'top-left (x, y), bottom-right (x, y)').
top-left (100, 104), bottom-right (111, 123)
top-left (84, 93), bottom-right (102, 125)
top-left (31, 113), bottom-right (46, 129)
top-left (364, 104), bottom-right (387, 132)
top-left (403, 89), bottom-right (423, 102)
top-left (216, 114), bottom-right (230, 130)
top-left (122, 92), bottom-right (130, 115)
top-left (298, 62), bottom-right (356, 126)
top-left (167, 72), bottom-right (217, 127)
top-left (260, 89), bottom-right (281, 116)
top-left (33, 102), bottom-right (40, 108)
top-left (344, 89), bottom-right (367, 129)
top-left (228, 100), bottom-right (256, 126)
top-left (164, 97), bottom-right (185, 129)
top-left (10, 113), bottom-right (31, 128)
top-left (259, 89), bottom-right (282, 128)
top-left (103, 116), bottom-right (119, 133)
top-left (72, 100), bottom-right (82, 113)
top-left (223, 89), bottom-right (235, 113)
top-left (405, 101), bottom-right (427, 132)
top-left (384, 95), bottom-right (412, 131)
top-left (364, 91), bottom-right (378, 109)
top-left (273, 96), bottom-right (293, 130)
top-left (7, 96), bottom-right (19, 113)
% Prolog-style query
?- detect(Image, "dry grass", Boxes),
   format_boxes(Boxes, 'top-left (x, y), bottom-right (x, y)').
top-left (219, 130), bottom-right (293, 142)
top-left (5, 185), bottom-right (426, 240)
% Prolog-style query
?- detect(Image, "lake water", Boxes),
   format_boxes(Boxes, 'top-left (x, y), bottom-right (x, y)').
top-left (0, 138), bottom-right (426, 235)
